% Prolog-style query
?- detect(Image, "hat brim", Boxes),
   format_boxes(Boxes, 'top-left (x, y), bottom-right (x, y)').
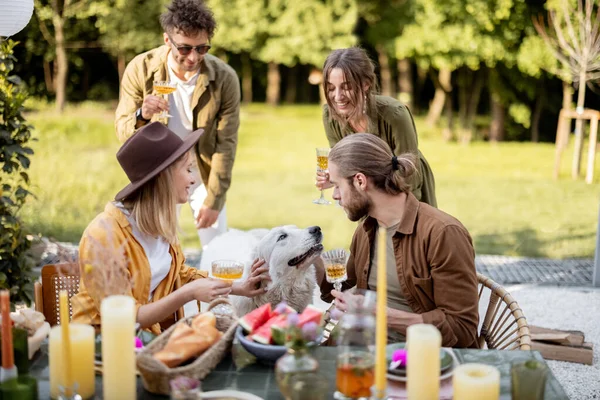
top-left (114, 128), bottom-right (204, 201)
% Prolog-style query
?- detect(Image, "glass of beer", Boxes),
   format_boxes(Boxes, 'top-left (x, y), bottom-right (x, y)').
top-left (211, 260), bottom-right (244, 281)
top-left (153, 81), bottom-right (177, 119)
top-left (322, 249), bottom-right (349, 292)
top-left (313, 147), bottom-right (331, 205)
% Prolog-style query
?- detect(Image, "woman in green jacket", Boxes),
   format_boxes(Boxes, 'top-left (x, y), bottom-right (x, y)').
top-left (316, 47), bottom-right (437, 207)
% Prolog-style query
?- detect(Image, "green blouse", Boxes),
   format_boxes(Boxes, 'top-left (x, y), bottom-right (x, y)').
top-left (322, 95), bottom-right (437, 207)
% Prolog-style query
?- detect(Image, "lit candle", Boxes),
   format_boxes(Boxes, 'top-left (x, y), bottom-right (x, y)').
top-left (0, 290), bottom-right (17, 383)
top-left (453, 363), bottom-right (500, 400)
top-left (49, 323), bottom-right (95, 399)
top-left (374, 226), bottom-right (387, 398)
top-left (101, 295), bottom-right (136, 400)
top-left (58, 291), bottom-right (73, 396)
top-left (407, 324), bottom-right (441, 400)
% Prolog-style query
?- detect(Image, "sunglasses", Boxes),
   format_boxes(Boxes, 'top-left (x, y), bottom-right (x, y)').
top-left (169, 36), bottom-right (211, 56)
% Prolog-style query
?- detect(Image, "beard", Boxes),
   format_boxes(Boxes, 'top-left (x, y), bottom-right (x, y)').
top-left (343, 186), bottom-right (372, 222)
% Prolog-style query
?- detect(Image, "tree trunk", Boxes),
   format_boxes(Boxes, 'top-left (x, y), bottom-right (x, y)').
top-left (285, 66), bottom-right (297, 104)
top-left (414, 65), bottom-right (427, 114)
top-left (53, 14), bottom-right (67, 113)
top-left (458, 68), bottom-right (469, 129)
top-left (442, 89), bottom-right (454, 141)
top-left (397, 58), bottom-right (413, 110)
top-left (563, 81), bottom-right (573, 110)
top-left (462, 68), bottom-right (484, 143)
top-left (572, 69), bottom-right (587, 178)
top-left (43, 60), bottom-right (54, 93)
top-left (117, 52), bottom-right (126, 82)
top-left (531, 87), bottom-right (545, 143)
top-left (376, 44), bottom-right (392, 97)
top-left (490, 93), bottom-right (505, 142)
top-left (426, 68), bottom-right (451, 127)
top-left (266, 62), bottom-right (280, 106)
top-left (241, 52), bottom-right (253, 104)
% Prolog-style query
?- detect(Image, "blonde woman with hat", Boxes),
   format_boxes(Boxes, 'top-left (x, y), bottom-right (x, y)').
top-left (71, 123), bottom-right (268, 334)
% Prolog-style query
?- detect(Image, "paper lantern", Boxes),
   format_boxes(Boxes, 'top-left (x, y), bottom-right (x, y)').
top-left (0, 0), bottom-right (34, 38)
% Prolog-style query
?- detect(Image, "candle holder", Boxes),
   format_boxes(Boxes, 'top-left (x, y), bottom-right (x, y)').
top-left (511, 360), bottom-right (548, 400)
top-left (0, 375), bottom-right (38, 400)
top-left (57, 382), bottom-right (83, 400)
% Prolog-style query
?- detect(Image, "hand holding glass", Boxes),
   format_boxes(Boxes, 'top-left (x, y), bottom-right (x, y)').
top-left (313, 147), bottom-right (331, 205)
top-left (322, 249), bottom-right (349, 292)
top-left (152, 81), bottom-right (177, 119)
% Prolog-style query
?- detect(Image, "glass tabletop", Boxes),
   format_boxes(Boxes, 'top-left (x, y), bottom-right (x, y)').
top-left (28, 346), bottom-right (568, 399)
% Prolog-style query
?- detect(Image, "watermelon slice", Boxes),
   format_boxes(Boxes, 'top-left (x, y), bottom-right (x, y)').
top-left (251, 314), bottom-right (288, 344)
top-left (298, 305), bottom-right (324, 326)
top-left (239, 303), bottom-right (272, 333)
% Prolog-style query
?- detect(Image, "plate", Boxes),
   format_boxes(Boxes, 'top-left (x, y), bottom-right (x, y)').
top-left (200, 390), bottom-right (264, 400)
top-left (386, 343), bottom-right (458, 382)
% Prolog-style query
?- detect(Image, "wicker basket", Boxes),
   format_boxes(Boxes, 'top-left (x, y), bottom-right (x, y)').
top-left (136, 298), bottom-right (238, 395)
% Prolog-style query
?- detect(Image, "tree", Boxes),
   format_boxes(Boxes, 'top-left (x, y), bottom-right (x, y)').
top-left (396, 0), bottom-right (531, 142)
top-left (257, 0), bottom-right (357, 105)
top-left (0, 40), bottom-right (36, 305)
top-left (210, 0), bottom-right (266, 103)
top-left (34, 0), bottom-right (108, 112)
top-left (534, 0), bottom-right (600, 177)
top-left (96, 0), bottom-right (164, 81)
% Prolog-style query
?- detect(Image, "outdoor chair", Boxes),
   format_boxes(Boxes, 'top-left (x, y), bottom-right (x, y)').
top-left (477, 272), bottom-right (531, 350)
top-left (34, 262), bottom-right (80, 327)
top-left (320, 273), bottom-right (531, 350)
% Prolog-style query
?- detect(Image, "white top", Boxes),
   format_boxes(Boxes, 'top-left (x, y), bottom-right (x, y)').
top-left (167, 66), bottom-right (199, 139)
top-left (114, 202), bottom-right (172, 300)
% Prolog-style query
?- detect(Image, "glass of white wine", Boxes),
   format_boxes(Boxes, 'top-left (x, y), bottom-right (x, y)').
top-left (321, 249), bottom-right (349, 292)
top-left (211, 260), bottom-right (244, 281)
top-left (313, 147), bottom-right (331, 205)
top-left (153, 80), bottom-right (177, 119)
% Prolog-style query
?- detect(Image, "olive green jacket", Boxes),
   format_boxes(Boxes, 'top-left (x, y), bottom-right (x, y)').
top-left (323, 95), bottom-right (437, 207)
top-left (115, 45), bottom-right (240, 211)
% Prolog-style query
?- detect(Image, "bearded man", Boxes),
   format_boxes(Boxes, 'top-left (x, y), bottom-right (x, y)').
top-left (318, 133), bottom-right (479, 348)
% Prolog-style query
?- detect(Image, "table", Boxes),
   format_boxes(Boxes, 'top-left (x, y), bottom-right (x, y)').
top-left (28, 347), bottom-right (568, 399)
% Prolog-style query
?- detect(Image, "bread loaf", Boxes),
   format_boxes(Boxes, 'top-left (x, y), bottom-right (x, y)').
top-left (153, 313), bottom-right (222, 368)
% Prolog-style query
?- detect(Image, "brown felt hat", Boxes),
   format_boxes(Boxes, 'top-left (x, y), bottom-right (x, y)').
top-left (115, 122), bottom-right (203, 201)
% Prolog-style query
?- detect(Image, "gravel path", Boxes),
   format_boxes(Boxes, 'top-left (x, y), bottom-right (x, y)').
top-left (508, 285), bottom-right (600, 399)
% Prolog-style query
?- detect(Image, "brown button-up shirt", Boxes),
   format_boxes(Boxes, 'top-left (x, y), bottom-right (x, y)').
top-left (319, 193), bottom-right (479, 348)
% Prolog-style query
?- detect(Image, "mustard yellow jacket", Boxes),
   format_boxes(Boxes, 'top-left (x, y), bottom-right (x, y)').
top-left (115, 46), bottom-right (241, 211)
top-left (71, 203), bottom-right (207, 334)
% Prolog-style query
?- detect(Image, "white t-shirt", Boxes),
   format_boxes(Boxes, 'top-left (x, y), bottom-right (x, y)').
top-left (114, 202), bottom-right (172, 300)
top-left (167, 66), bottom-right (199, 139)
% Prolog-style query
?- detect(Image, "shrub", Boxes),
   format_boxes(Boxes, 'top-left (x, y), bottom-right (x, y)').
top-left (0, 40), bottom-right (36, 305)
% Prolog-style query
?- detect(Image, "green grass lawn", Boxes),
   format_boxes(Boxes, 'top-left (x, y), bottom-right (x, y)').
top-left (21, 102), bottom-right (600, 259)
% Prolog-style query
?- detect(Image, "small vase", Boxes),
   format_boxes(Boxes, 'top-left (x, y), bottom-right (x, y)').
top-left (275, 348), bottom-right (319, 400)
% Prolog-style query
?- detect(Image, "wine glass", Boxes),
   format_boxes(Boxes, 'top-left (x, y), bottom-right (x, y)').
top-left (313, 147), bottom-right (331, 205)
top-left (152, 81), bottom-right (177, 119)
top-left (211, 260), bottom-right (244, 281)
top-left (321, 249), bottom-right (349, 292)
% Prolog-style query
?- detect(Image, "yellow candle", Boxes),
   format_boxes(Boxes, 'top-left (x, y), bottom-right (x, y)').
top-left (59, 291), bottom-right (73, 395)
top-left (101, 295), bottom-right (136, 400)
top-left (49, 324), bottom-right (95, 399)
top-left (374, 226), bottom-right (387, 398)
top-left (453, 363), bottom-right (500, 400)
top-left (407, 324), bottom-right (441, 400)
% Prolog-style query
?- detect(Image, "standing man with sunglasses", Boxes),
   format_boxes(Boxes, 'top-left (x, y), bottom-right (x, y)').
top-left (115, 0), bottom-right (240, 251)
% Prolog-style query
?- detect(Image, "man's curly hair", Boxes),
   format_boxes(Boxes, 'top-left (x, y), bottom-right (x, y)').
top-left (160, 0), bottom-right (217, 38)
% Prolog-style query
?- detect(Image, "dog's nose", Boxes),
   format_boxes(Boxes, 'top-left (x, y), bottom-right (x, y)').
top-left (308, 226), bottom-right (321, 235)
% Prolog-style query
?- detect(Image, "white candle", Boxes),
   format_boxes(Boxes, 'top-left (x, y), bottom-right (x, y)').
top-left (453, 363), bottom-right (500, 400)
top-left (101, 295), bottom-right (136, 400)
top-left (407, 324), bottom-right (441, 400)
top-left (374, 226), bottom-right (387, 398)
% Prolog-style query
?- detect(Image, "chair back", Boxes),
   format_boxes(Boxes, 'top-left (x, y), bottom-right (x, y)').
top-left (477, 273), bottom-right (531, 350)
top-left (34, 263), bottom-right (80, 327)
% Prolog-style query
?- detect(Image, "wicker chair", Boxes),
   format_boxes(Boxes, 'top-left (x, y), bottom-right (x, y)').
top-left (477, 273), bottom-right (531, 350)
top-left (321, 273), bottom-right (531, 350)
top-left (34, 263), bottom-right (80, 327)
